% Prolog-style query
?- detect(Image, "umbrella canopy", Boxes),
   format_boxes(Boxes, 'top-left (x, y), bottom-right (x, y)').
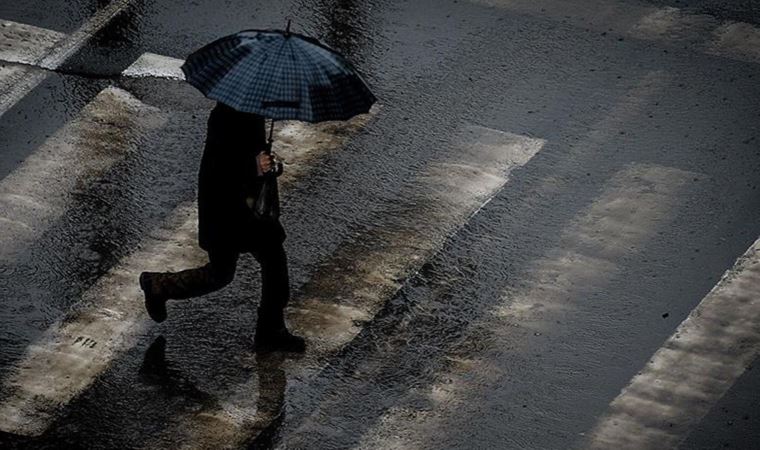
top-left (181, 28), bottom-right (376, 122)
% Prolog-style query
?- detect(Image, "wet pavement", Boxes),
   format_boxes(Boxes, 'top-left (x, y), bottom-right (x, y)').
top-left (1, 0), bottom-right (760, 449)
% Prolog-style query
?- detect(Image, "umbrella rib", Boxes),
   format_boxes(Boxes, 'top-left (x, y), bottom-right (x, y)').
top-left (299, 44), bottom-right (338, 118)
top-left (183, 30), bottom-right (375, 120)
top-left (292, 42), bottom-right (316, 118)
top-left (204, 37), bottom-right (261, 100)
top-left (190, 36), bottom-right (247, 93)
top-left (304, 44), bottom-right (354, 79)
top-left (268, 37), bottom-right (293, 104)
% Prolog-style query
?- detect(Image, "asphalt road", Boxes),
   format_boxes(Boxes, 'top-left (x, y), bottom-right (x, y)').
top-left (0, 0), bottom-right (759, 449)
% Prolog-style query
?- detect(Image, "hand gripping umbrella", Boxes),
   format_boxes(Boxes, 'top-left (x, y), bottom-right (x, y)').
top-left (180, 20), bottom-right (376, 143)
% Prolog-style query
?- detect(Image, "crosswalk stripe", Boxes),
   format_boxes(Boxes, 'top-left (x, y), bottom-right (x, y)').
top-left (0, 86), bottom-right (167, 263)
top-left (707, 21), bottom-right (760, 63)
top-left (0, 20), bottom-right (66, 66)
top-left (122, 53), bottom-right (185, 80)
top-left (0, 204), bottom-right (201, 437)
top-left (274, 71), bottom-right (672, 448)
top-left (0, 1), bottom-right (134, 117)
top-left (352, 162), bottom-right (696, 449)
top-left (146, 125), bottom-right (545, 450)
top-left (585, 236), bottom-right (760, 449)
top-left (470, 0), bottom-right (760, 65)
top-left (0, 20), bottom-right (60, 117)
top-left (0, 107), bottom-right (376, 437)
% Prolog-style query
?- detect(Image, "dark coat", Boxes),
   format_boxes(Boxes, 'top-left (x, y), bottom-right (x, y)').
top-left (197, 103), bottom-right (285, 252)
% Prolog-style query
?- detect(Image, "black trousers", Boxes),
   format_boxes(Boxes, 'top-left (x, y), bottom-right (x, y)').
top-left (151, 243), bottom-right (290, 318)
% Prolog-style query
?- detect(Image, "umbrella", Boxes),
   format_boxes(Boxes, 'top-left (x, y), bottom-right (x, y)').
top-left (181, 22), bottom-right (375, 221)
top-left (180, 21), bottom-right (376, 131)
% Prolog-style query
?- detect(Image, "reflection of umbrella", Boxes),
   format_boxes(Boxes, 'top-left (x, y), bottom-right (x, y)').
top-left (180, 21), bottom-right (376, 129)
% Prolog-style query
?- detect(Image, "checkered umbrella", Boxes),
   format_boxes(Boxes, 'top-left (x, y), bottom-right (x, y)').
top-left (181, 26), bottom-right (376, 123)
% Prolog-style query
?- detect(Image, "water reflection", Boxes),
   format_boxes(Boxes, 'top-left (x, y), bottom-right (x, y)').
top-left (246, 353), bottom-right (287, 449)
top-left (139, 336), bottom-right (288, 448)
top-left (139, 336), bottom-right (213, 402)
top-left (298, 0), bottom-right (377, 66)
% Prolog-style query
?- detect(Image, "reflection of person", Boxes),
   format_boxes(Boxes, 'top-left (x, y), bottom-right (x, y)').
top-left (139, 336), bottom-right (212, 401)
top-left (140, 336), bottom-right (288, 447)
top-left (248, 352), bottom-right (287, 446)
top-left (139, 102), bottom-right (305, 353)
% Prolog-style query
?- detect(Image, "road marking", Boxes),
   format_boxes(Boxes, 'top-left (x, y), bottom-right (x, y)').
top-left (334, 163), bottom-right (695, 450)
top-left (0, 1), bottom-right (134, 117)
top-left (708, 21), bottom-right (760, 64)
top-left (122, 53), bottom-right (185, 80)
top-left (470, 0), bottom-right (760, 65)
top-left (585, 236), bottom-right (760, 449)
top-left (0, 109), bottom-right (376, 437)
top-left (0, 86), bottom-right (166, 263)
top-left (147, 125), bottom-right (545, 450)
top-left (0, 205), bottom-right (201, 437)
top-left (314, 67), bottom-right (673, 448)
top-left (0, 20), bottom-right (66, 65)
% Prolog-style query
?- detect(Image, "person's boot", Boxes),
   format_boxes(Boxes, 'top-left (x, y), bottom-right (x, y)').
top-left (139, 272), bottom-right (168, 323)
top-left (254, 307), bottom-right (305, 353)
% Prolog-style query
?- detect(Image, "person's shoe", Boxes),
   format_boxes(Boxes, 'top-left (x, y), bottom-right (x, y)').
top-left (254, 326), bottom-right (306, 353)
top-left (140, 272), bottom-right (168, 323)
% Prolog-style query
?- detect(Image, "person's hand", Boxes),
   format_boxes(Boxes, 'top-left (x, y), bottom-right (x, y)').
top-left (257, 152), bottom-right (275, 174)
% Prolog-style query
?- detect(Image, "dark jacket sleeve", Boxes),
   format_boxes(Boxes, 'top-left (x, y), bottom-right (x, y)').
top-left (197, 105), bottom-right (281, 252)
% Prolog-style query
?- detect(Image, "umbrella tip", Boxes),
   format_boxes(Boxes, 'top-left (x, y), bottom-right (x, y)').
top-left (286, 19), bottom-right (291, 35)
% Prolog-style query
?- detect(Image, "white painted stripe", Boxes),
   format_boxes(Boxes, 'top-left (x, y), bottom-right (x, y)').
top-left (0, 64), bottom-right (39, 113)
top-left (122, 52), bottom-right (185, 80)
top-left (354, 162), bottom-right (696, 449)
top-left (470, 0), bottom-right (760, 65)
top-left (0, 109), bottom-right (376, 437)
top-left (0, 205), bottom-right (202, 437)
top-left (348, 69), bottom-right (675, 448)
top-left (36, 1), bottom-right (132, 71)
top-left (0, 20), bottom-right (66, 65)
top-left (0, 60), bottom-right (48, 117)
top-left (0, 86), bottom-right (166, 263)
top-left (708, 21), bottom-right (760, 64)
top-left (150, 125), bottom-right (545, 450)
top-left (629, 6), bottom-right (717, 41)
top-left (585, 237), bottom-right (760, 449)
top-left (0, 1), bottom-right (134, 117)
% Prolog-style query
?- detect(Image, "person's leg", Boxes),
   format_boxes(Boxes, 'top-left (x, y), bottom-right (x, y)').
top-left (251, 244), bottom-right (305, 352)
top-left (255, 243), bottom-right (290, 314)
top-left (139, 250), bottom-right (238, 322)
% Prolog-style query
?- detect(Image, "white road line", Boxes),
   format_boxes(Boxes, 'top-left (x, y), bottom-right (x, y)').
top-left (0, 0), bottom-right (134, 117)
top-left (0, 109), bottom-right (376, 438)
top-left (149, 125), bottom-right (545, 450)
top-left (0, 204), bottom-right (202, 437)
top-left (122, 52), bottom-right (185, 80)
top-left (708, 21), bottom-right (760, 63)
top-left (354, 162), bottom-right (696, 449)
top-left (0, 86), bottom-right (166, 263)
top-left (349, 68), bottom-right (673, 449)
top-left (0, 20), bottom-right (66, 65)
top-left (585, 237), bottom-right (760, 449)
top-left (0, 64), bottom-right (39, 114)
top-left (470, 0), bottom-right (760, 65)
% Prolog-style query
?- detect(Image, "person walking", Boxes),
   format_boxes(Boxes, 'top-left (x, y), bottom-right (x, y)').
top-left (138, 23), bottom-right (375, 354)
top-left (139, 102), bottom-right (305, 353)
